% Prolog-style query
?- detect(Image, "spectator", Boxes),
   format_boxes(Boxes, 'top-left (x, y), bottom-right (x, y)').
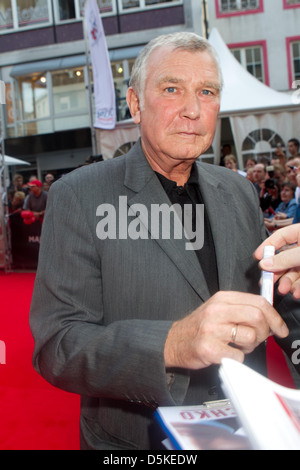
top-left (272, 164), bottom-right (288, 189)
top-left (272, 144), bottom-right (286, 167)
top-left (288, 138), bottom-right (300, 158)
top-left (224, 154), bottom-right (246, 176)
top-left (245, 157), bottom-right (256, 170)
top-left (10, 191), bottom-right (25, 214)
top-left (23, 179), bottom-right (47, 222)
top-left (219, 143), bottom-right (231, 166)
top-left (246, 167), bottom-right (255, 183)
top-left (286, 157), bottom-right (300, 185)
top-left (264, 181), bottom-right (297, 232)
top-left (252, 163), bottom-right (267, 195)
top-left (8, 173), bottom-right (27, 196)
top-left (260, 178), bottom-right (281, 217)
top-left (45, 173), bottom-right (55, 186)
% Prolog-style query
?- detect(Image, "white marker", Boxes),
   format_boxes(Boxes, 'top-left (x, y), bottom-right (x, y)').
top-left (260, 245), bottom-right (275, 305)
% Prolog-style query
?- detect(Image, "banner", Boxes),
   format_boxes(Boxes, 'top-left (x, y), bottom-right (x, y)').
top-left (85, 0), bottom-right (116, 129)
top-left (10, 213), bottom-right (41, 270)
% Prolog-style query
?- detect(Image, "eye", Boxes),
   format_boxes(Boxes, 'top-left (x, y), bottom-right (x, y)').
top-left (202, 89), bottom-right (213, 96)
top-left (165, 86), bottom-right (177, 93)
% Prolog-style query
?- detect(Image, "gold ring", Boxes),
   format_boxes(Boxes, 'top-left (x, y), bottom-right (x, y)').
top-left (231, 325), bottom-right (238, 343)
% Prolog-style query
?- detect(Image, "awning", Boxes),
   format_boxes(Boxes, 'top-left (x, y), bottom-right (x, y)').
top-left (10, 45), bottom-right (143, 77)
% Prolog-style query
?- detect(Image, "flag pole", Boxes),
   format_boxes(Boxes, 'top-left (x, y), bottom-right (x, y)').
top-left (84, 0), bottom-right (116, 160)
top-left (83, 5), bottom-right (98, 156)
top-left (0, 84), bottom-right (12, 272)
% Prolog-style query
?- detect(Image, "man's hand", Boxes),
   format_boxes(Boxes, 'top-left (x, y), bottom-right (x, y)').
top-left (164, 291), bottom-right (289, 370)
top-left (255, 224), bottom-right (300, 298)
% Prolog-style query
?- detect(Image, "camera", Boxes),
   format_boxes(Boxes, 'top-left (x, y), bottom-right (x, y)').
top-left (265, 178), bottom-right (277, 190)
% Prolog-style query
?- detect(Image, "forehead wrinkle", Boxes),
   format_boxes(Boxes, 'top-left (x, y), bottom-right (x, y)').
top-left (156, 76), bottom-right (183, 85)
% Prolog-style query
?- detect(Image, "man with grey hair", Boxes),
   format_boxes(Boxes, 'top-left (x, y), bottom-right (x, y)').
top-left (30, 32), bottom-right (299, 450)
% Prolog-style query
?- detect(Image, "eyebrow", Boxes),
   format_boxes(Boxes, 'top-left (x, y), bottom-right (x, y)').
top-left (156, 76), bottom-right (222, 93)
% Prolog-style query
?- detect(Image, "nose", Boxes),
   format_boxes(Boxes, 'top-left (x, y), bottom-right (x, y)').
top-left (180, 92), bottom-right (201, 120)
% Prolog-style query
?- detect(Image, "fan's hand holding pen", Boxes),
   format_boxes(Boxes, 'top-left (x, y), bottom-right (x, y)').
top-left (255, 224), bottom-right (300, 299)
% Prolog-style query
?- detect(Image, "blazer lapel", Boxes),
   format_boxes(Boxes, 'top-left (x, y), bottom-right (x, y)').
top-left (195, 163), bottom-right (236, 291)
top-left (123, 143), bottom-right (211, 302)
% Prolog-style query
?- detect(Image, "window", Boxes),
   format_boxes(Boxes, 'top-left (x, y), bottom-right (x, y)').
top-left (291, 42), bottom-right (300, 81)
top-left (230, 43), bottom-right (268, 84)
top-left (55, 0), bottom-right (112, 22)
top-left (19, 73), bottom-right (49, 120)
top-left (284, 0), bottom-right (300, 8)
top-left (120, 0), bottom-right (180, 12)
top-left (7, 55), bottom-right (136, 138)
top-left (216, 0), bottom-right (263, 17)
top-left (15, 72), bottom-right (51, 135)
top-left (0, 0), bottom-right (182, 31)
top-left (287, 37), bottom-right (300, 88)
top-left (0, 0), bottom-right (50, 31)
top-left (111, 58), bottom-right (135, 120)
top-left (51, 67), bottom-right (87, 115)
top-left (18, 0), bottom-right (49, 27)
top-left (0, 0), bottom-right (13, 30)
top-left (242, 129), bottom-right (285, 166)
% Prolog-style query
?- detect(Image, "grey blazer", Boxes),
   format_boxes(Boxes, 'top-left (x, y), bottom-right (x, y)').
top-left (29, 140), bottom-right (300, 450)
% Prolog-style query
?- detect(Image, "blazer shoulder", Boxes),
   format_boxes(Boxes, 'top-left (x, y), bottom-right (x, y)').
top-left (195, 160), bottom-right (259, 202)
top-left (57, 155), bottom-right (127, 189)
top-left (196, 160), bottom-right (250, 185)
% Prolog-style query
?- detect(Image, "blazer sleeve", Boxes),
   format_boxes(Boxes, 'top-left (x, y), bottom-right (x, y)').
top-left (29, 178), bottom-right (189, 407)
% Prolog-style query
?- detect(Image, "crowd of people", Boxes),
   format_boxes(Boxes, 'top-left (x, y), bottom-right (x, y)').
top-left (7, 173), bottom-right (54, 223)
top-left (223, 138), bottom-right (300, 233)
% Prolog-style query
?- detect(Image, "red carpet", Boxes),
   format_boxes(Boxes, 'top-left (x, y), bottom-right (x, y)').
top-left (0, 271), bottom-right (295, 450)
top-left (0, 271), bottom-right (80, 450)
top-left (267, 336), bottom-right (295, 389)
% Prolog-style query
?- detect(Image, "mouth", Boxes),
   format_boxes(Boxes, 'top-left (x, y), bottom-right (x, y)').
top-left (177, 131), bottom-right (200, 137)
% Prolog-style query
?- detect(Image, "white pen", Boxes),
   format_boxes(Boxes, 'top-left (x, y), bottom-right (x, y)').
top-left (260, 245), bottom-right (275, 305)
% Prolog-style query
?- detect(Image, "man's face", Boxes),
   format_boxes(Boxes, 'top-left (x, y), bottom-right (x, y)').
top-left (253, 164), bottom-right (265, 183)
top-left (128, 47), bottom-right (221, 169)
top-left (288, 141), bottom-right (299, 156)
top-left (30, 185), bottom-right (41, 196)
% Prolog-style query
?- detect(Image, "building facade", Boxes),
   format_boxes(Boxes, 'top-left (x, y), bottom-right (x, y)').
top-left (0, 0), bottom-right (299, 180)
top-left (0, 0), bottom-right (204, 180)
top-left (207, 0), bottom-right (300, 92)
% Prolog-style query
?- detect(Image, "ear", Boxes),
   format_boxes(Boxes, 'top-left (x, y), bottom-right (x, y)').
top-left (126, 87), bottom-right (141, 124)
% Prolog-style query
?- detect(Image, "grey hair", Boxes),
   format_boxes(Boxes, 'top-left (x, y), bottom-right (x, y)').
top-left (129, 32), bottom-right (223, 108)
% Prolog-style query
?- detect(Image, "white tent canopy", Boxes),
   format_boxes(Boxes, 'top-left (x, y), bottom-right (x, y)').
top-left (209, 28), bottom-right (295, 115)
top-left (1, 155), bottom-right (30, 166)
top-left (208, 28), bottom-right (300, 169)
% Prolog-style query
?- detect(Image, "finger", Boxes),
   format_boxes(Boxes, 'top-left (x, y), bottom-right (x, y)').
top-left (216, 292), bottom-right (289, 338)
top-left (278, 271), bottom-right (300, 298)
top-left (259, 247), bottom-right (300, 272)
top-left (228, 324), bottom-right (265, 354)
top-left (205, 294), bottom-right (288, 339)
top-left (293, 282), bottom-right (300, 299)
top-left (254, 224), bottom-right (300, 260)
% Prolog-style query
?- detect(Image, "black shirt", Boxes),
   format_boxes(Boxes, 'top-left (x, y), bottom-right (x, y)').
top-left (155, 164), bottom-right (219, 296)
